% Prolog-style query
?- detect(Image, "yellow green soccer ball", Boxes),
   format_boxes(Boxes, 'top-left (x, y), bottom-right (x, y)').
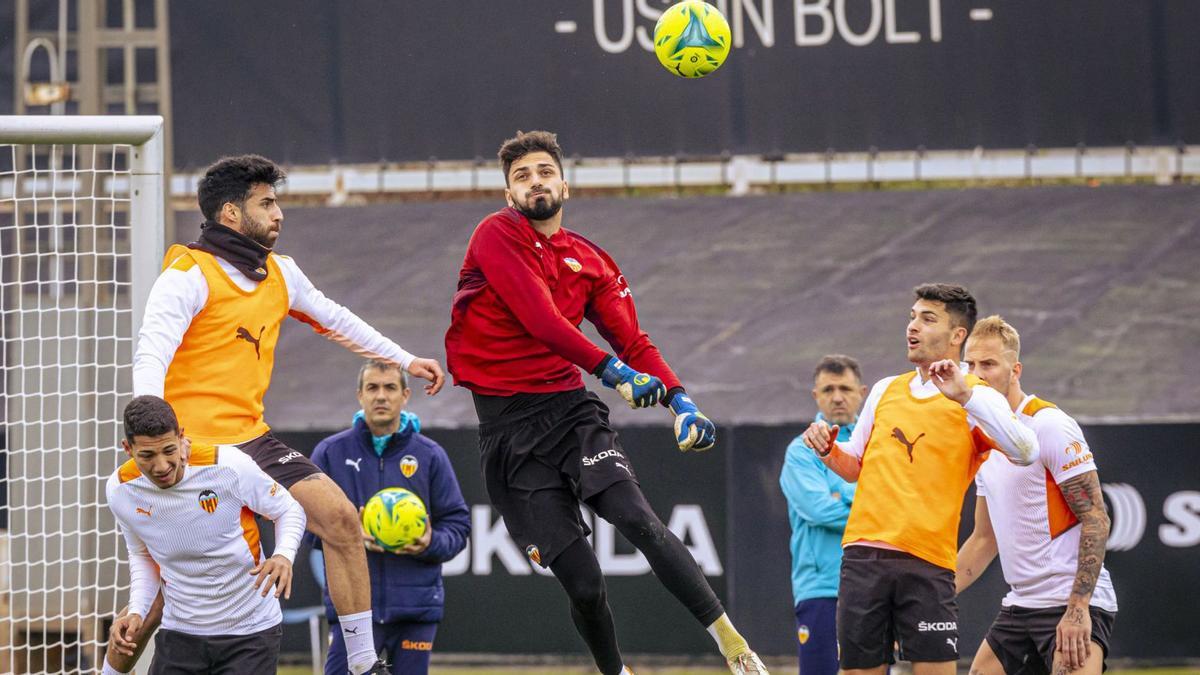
top-left (362, 487), bottom-right (428, 549)
top-left (653, 1), bottom-right (732, 78)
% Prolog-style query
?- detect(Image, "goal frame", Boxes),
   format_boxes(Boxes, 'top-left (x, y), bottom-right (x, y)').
top-left (0, 114), bottom-right (165, 674)
top-left (0, 115), bottom-right (166, 337)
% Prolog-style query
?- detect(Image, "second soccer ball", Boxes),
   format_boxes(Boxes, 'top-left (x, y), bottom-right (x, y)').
top-left (362, 487), bottom-right (428, 549)
top-left (653, 1), bottom-right (732, 78)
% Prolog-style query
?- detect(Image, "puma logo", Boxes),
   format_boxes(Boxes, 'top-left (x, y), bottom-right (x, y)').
top-left (343, 626), bottom-right (359, 635)
top-left (946, 637), bottom-right (958, 651)
top-left (135, 507), bottom-right (152, 517)
top-left (235, 325), bottom-right (266, 359)
top-left (615, 462), bottom-right (633, 477)
top-left (345, 458), bottom-right (363, 472)
top-left (892, 427), bottom-right (926, 463)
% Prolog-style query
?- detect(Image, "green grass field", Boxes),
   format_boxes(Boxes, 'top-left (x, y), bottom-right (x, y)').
top-left (279, 666), bottom-right (1199, 675)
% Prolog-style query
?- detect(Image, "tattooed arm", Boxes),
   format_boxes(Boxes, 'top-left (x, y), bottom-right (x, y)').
top-left (1055, 470), bottom-right (1110, 672)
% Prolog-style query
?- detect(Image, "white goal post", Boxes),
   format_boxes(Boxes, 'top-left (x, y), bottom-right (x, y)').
top-left (0, 115), bottom-right (165, 674)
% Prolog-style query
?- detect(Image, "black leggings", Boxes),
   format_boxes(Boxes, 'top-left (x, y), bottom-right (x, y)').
top-left (549, 481), bottom-right (725, 675)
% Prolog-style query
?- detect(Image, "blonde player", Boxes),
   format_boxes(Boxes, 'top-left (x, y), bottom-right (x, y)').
top-left (958, 316), bottom-right (1117, 675)
top-left (104, 396), bottom-right (306, 675)
top-left (802, 283), bottom-right (1040, 675)
top-left (117, 154), bottom-right (444, 674)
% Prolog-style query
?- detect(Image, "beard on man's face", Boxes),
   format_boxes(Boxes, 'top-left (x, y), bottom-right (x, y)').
top-left (240, 214), bottom-right (276, 249)
top-left (514, 188), bottom-right (563, 221)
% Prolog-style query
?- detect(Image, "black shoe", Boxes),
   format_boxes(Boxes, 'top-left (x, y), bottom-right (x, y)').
top-left (362, 658), bottom-right (390, 674)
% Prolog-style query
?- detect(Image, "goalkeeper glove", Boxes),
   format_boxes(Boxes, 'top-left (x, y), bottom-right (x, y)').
top-left (597, 356), bottom-right (666, 409)
top-left (669, 393), bottom-right (716, 452)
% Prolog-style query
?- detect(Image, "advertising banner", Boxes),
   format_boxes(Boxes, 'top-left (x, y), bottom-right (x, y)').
top-left (271, 421), bottom-right (1200, 658)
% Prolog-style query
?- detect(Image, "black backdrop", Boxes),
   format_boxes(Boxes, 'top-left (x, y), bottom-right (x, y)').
top-left (161, 0), bottom-right (1199, 166)
top-left (7, 1), bottom-right (1196, 166)
top-left (0, 422), bottom-right (1195, 659)
top-left (263, 421), bottom-right (1200, 660)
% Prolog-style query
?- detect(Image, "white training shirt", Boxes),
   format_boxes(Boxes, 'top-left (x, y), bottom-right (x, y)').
top-left (975, 394), bottom-right (1118, 611)
top-left (839, 367), bottom-right (1040, 466)
top-left (106, 444), bottom-right (307, 635)
top-left (133, 252), bottom-right (416, 399)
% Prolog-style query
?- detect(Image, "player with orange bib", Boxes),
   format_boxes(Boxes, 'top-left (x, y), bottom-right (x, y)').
top-left (802, 284), bottom-right (1040, 675)
top-left (108, 155), bottom-right (444, 675)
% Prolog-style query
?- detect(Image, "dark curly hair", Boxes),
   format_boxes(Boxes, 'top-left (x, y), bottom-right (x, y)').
top-left (197, 154), bottom-right (287, 222)
top-left (498, 130), bottom-right (564, 185)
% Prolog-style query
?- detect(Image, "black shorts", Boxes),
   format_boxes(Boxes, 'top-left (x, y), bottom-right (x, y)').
top-left (837, 546), bottom-right (959, 668)
top-left (985, 605), bottom-right (1116, 674)
top-left (149, 623), bottom-right (281, 675)
top-left (238, 432), bottom-right (323, 489)
top-left (476, 388), bottom-right (639, 568)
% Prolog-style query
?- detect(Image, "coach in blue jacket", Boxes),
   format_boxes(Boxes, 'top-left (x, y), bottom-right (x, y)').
top-left (308, 359), bottom-right (470, 675)
top-left (779, 355), bottom-right (866, 675)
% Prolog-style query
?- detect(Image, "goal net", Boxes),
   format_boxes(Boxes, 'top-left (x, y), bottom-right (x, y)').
top-left (0, 116), bottom-right (164, 674)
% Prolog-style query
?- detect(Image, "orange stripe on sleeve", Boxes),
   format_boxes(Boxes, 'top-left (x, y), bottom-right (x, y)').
top-left (970, 426), bottom-right (997, 471)
top-left (240, 507), bottom-right (262, 564)
top-left (1045, 468), bottom-right (1080, 538)
top-left (288, 309), bottom-right (329, 335)
top-left (289, 309), bottom-right (399, 364)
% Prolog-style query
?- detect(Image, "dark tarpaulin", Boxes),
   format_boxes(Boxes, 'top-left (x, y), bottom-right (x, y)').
top-left (4, 1), bottom-right (1197, 164)
top-left (162, 0), bottom-right (1199, 167)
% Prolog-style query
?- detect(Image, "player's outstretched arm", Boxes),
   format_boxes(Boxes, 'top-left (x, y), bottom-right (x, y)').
top-left (928, 358), bottom-right (973, 404)
top-left (594, 356), bottom-right (717, 450)
top-left (930, 359), bottom-right (1039, 465)
top-left (780, 438), bottom-right (853, 529)
top-left (404, 356), bottom-right (445, 395)
top-left (668, 393), bottom-right (716, 451)
top-left (803, 420), bottom-right (862, 482)
top-left (595, 356), bottom-right (667, 408)
top-left (955, 496), bottom-right (998, 595)
top-left (278, 255), bottom-right (445, 395)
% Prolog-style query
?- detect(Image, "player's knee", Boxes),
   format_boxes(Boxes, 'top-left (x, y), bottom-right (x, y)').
top-left (555, 556), bottom-right (608, 613)
top-left (596, 488), bottom-right (667, 546)
top-left (566, 576), bottom-right (608, 614)
top-left (309, 496), bottom-right (362, 549)
top-left (612, 508), bottom-right (667, 547)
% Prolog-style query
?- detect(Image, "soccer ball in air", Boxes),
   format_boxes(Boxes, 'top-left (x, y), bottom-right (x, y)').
top-left (653, 1), bottom-right (732, 78)
top-left (362, 487), bottom-right (428, 549)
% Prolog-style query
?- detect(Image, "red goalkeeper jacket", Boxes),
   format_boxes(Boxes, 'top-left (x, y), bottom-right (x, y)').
top-left (445, 207), bottom-right (682, 397)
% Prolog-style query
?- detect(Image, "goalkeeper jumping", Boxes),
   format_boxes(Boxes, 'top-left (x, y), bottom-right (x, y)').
top-left (444, 130), bottom-right (768, 675)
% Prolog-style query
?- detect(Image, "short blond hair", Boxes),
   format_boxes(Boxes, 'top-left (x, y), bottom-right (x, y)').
top-left (970, 315), bottom-right (1021, 359)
